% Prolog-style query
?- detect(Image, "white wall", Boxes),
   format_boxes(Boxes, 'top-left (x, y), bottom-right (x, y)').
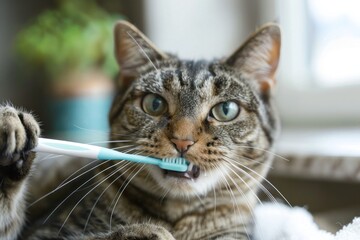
top-left (143, 0), bottom-right (262, 60)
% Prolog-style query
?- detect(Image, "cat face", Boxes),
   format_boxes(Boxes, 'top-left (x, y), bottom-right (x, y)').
top-left (109, 21), bottom-right (281, 199)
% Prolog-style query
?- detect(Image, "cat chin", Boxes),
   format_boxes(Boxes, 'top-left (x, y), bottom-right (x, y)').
top-left (144, 165), bottom-right (227, 199)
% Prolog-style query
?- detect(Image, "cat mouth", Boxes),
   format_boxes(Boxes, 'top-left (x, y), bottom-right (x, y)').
top-left (163, 163), bottom-right (200, 180)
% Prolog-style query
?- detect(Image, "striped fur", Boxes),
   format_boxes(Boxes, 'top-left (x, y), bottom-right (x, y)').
top-left (0, 21), bottom-right (281, 239)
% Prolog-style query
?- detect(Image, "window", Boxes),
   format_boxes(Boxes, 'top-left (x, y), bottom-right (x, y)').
top-left (277, 0), bottom-right (360, 127)
top-left (308, 0), bottom-right (360, 87)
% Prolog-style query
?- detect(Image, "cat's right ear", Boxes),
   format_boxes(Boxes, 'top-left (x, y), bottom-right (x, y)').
top-left (114, 21), bottom-right (167, 88)
top-left (225, 24), bottom-right (281, 94)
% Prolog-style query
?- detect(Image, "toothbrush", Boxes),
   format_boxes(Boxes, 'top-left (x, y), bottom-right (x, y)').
top-left (33, 138), bottom-right (188, 172)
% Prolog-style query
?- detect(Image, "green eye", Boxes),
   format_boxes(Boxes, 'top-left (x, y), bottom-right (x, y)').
top-left (142, 93), bottom-right (167, 116)
top-left (211, 101), bottom-right (240, 122)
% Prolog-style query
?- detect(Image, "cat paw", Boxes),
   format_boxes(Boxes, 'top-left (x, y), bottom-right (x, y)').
top-left (109, 224), bottom-right (175, 240)
top-left (0, 105), bottom-right (40, 181)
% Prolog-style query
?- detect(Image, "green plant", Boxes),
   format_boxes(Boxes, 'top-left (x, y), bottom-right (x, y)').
top-left (16, 0), bottom-right (122, 81)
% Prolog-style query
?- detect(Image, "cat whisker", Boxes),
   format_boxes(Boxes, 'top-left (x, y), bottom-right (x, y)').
top-left (72, 129), bottom-right (137, 143)
top-left (223, 166), bottom-right (259, 240)
top-left (109, 132), bottom-right (140, 138)
top-left (109, 163), bottom-right (146, 231)
top-left (220, 166), bottom-right (271, 240)
top-left (216, 167), bottom-right (238, 207)
top-left (72, 125), bottom-right (112, 135)
top-left (83, 150), bottom-right (144, 232)
top-left (111, 144), bottom-right (137, 150)
top-left (143, 168), bottom-right (152, 183)
top-left (222, 162), bottom-right (264, 205)
top-left (231, 153), bottom-right (275, 170)
top-left (43, 160), bottom-right (125, 224)
top-left (106, 163), bottom-right (139, 214)
top-left (223, 156), bottom-right (291, 207)
top-left (223, 157), bottom-right (278, 205)
top-left (56, 160), bottom-right (99, 188)
top-left (108, 159), bottom-right (141, 216)
top-left (228, 158), bottom-right (278, 203)
top-left (220, 162), bottom-right (259, 207)
top-left (71, 124), bottom-right (140, 142)
top-left (215, 164), bottom-right (251, 240)
top-left (86, 140), bottom-right (134, 146)
top-left (126, 31), bottom-right (159, 72)
top-left (37, 153), bottom-right (65, 162)
top-left (71, 126), bottom-right (137, 140)
top-left (73, 147), bottom-right (141, 193)
top-left (31, 145), bottom-right (138, 206)
top-left (58, 160), bottom-right (133, 235)
top-left (217, 150), bottom-right (291, 206)
top-left (160, 184), bottom-right (172, 204)
top-left (29, 160), bottom-right (108, 207)
top-left (234, 145), bottom-right (290, 162)
top-left (192, 189), bottom-right (206, 207)
top-left (226, 156), bottom-right (290, 207)
top-left (209, 170), bottom-right (217, 217)
top-left (204, 166), bottom-right (219, 217)
top-left (59, 142), bottom-right (137, 186)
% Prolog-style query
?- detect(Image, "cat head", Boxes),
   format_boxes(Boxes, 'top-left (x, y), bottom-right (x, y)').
top-left (109, 21), bottom-right (281, 199)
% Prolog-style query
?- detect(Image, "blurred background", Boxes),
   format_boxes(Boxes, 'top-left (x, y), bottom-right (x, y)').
top-left (1, 0), bottom-right (359, 233)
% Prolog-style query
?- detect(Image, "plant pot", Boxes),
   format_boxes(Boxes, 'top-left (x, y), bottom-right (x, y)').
top-left (47, 70), bottom-right (114, 142)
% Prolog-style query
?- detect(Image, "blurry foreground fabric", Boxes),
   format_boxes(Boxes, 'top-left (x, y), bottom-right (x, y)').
top-left (253, 203), bottom-right (360, 240)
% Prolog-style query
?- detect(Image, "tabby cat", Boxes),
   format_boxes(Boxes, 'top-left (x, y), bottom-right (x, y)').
top-left (0, 21), bottom-right (281, 239)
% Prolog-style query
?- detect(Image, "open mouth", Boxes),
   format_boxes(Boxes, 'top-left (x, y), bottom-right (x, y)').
top-left (164, 162), bottom-right (200, 180)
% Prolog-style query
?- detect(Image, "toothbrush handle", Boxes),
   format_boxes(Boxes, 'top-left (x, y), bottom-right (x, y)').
top-left (33, 138), bottom-right (101, 159)
top-left (34, 138), bottom-right (163, 166)
top-left (32, 138), bottom-right (187, 172)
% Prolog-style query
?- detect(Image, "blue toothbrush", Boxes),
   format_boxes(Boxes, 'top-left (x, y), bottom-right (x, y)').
top-left (33, 138), bottom-right (188, 172)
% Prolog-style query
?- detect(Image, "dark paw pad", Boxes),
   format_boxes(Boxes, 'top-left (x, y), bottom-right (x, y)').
top-left (0, 152), bottom-right (35, 181)
top-left (0, 106), bottom-right (40, 181)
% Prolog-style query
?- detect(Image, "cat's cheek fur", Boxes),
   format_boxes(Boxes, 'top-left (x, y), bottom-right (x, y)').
top-left (145, 165), bottom-right (227, 198)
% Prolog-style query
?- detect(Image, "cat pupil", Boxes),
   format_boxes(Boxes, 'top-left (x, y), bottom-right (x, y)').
top-left (152, 98), bottom-right (161, 111)
top-left (222, 102), bottom-right (230, 115)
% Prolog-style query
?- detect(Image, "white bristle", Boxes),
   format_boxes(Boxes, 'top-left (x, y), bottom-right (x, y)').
top-left (163, 157), bottom-right (187, 164)
top-left (159, 157), bottom-right (189, 172)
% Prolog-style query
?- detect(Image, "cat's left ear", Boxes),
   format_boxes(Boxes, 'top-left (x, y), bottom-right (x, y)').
top-left (225, 24), bottom-right (281, 93)
top-left (114, 21), bottom-right (168, 87)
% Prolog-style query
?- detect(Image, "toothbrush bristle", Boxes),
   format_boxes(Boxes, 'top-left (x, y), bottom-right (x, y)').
top-left (160, 157), bottom-right (188, 172)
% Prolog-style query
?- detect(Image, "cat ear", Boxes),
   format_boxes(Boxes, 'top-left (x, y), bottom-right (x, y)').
top-left (225, 24), bottom-right (281, 93)
top-left (114, 21), bottom-right (168, 86)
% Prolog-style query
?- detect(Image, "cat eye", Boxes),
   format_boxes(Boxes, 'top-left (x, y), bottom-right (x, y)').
top-left (141, 93), bottom-right (168, 116)
top-left (210, 101), bottom-right (240, 122)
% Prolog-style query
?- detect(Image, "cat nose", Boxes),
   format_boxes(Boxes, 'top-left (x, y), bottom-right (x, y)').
top-left (171, 138), bottom-right (194, 154)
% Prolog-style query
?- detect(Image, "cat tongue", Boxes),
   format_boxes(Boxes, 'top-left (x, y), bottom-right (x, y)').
top-left (165, 164), bottom-right (200, 179)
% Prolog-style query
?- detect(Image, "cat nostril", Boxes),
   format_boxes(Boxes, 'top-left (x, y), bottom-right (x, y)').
top-left (170, 138), bottom-right (195, 153)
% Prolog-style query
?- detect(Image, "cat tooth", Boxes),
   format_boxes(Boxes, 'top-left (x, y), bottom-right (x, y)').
top-left (184, 172), bottom-right (191, 179)
top-left (187, 162), bottom-right (194, 171)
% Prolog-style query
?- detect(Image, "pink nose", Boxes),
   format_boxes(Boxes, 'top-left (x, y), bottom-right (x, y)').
top-left (171, 138), bottom-right (194, 153)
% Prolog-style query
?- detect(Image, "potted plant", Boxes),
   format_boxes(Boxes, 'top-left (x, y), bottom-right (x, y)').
top-left (15, 0), bottom-right (123, 141)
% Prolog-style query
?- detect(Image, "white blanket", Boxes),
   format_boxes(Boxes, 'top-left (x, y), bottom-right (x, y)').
top-left (253, 203), bottom-right (360, 240)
